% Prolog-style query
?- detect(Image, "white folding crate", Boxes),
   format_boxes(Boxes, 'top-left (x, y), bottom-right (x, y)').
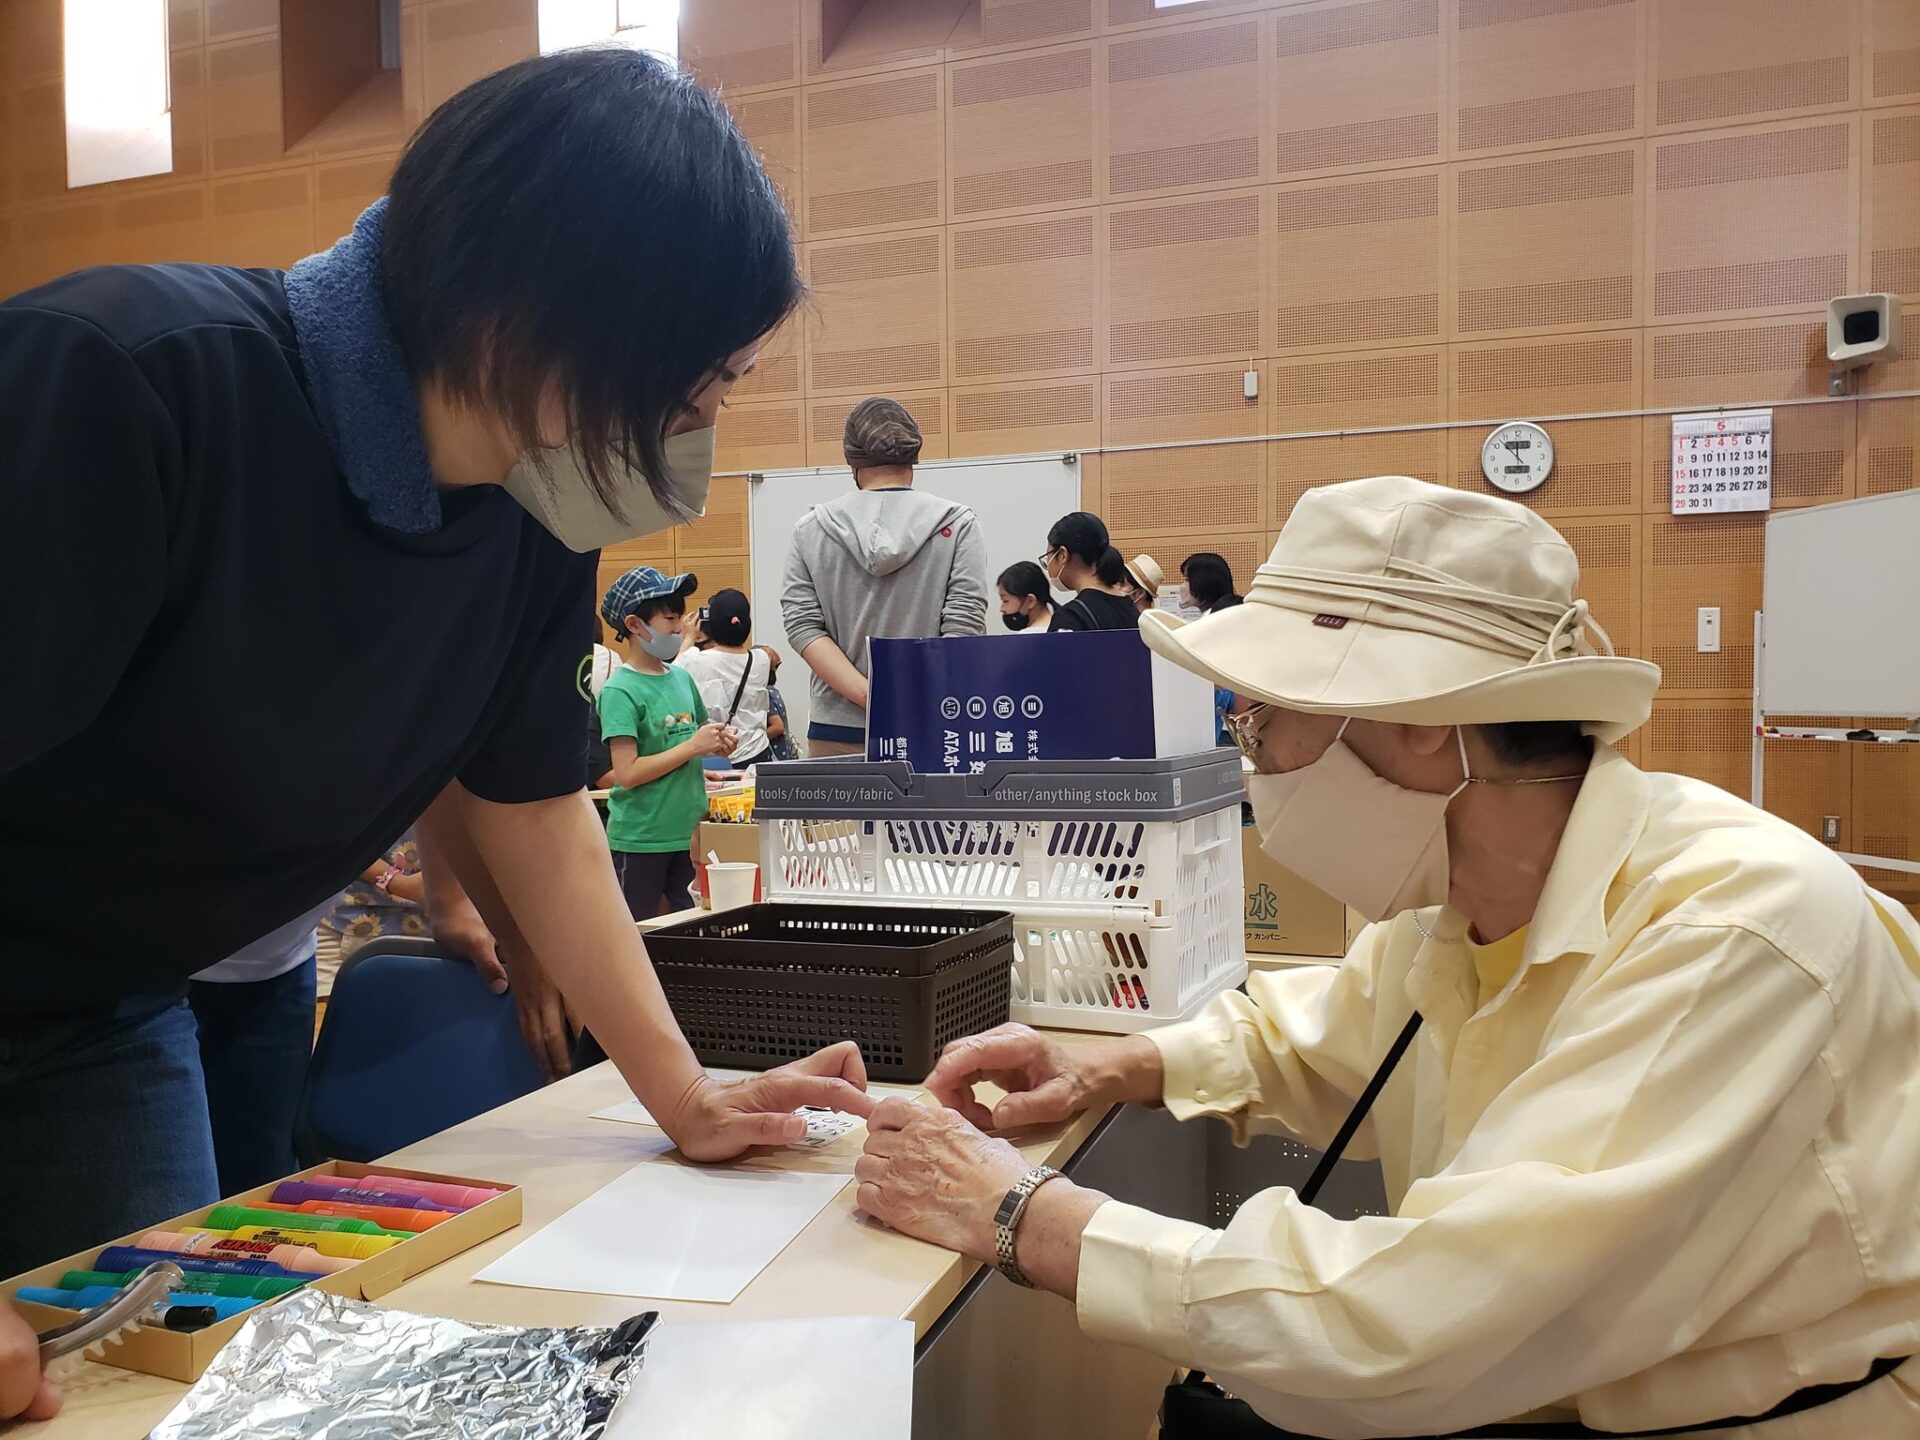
top-left (756, 755), bottom-right (1247, 1034)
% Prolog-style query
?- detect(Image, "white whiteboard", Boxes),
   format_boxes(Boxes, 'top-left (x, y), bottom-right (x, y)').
top-left (748, 454), bottom-right (1083, 742)
top-left (1760, 489), bottom-right (1920, 716)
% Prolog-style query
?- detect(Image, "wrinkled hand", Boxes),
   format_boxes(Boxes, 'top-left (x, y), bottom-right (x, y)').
top-left (0, 1301), bottom-right (60, 1422)
top-left (926, 1023), bottom-right (1106, 1132)
top-left (855, 1098), bottom-right (1029, 1260)
top-left (687, 722), bottom-right (733, 759)
top-left (430, 897), bottom-right (507, 995)
top-left (499, 941), bottom-right (577, 1083)
top-left (670, 1041), bottom-right (876, 1162)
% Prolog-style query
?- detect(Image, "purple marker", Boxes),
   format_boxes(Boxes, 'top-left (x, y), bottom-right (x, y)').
top-left (269, 1181), bottom-right (461, 1213)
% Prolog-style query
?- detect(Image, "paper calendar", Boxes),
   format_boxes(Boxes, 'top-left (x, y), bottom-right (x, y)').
top-left (1671, 409), bottom-right (1772, 516)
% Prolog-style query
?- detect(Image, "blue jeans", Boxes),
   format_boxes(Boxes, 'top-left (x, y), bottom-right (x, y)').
top-left (188, 957), bottom-right (317, 1196)
top-left (0, 992), bottom-right (219, 1276)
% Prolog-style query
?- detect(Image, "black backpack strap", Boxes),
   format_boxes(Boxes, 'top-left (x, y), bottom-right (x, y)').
top-left (1299, 1009), bottom-right (1423, 1207)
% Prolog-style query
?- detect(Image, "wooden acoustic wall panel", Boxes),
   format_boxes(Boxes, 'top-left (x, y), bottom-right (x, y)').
top-left (1105, 361), bottom-right (1266, 447)
top-left (1859, 398), bottom-right (1919, 496)
top-left (682, 0), bottom-right (801, 95)
top-left (1454, 145), bottom-right (1640, 340)
top-left (1274, 169), bottom-right (1443, 353)
top-left (678, 476), bottom-right (751, 558)
top-left (950, 379), bottom-right (1099, 456)
top-left (1453, 0), bottom-right (1641, 158)
top-left (1103, 524), bottom-right (1270, 602)
top-left (684, 556), bottom-right (752, 609)
top-left (0, 2), bottom-right (58, 83)
top-left (208, 170), bottom-right (314, 267)
top-left (1103, 190), bottom-right (1266, 369)
top-left (950, 211), bottom-right (1098, 382)
top-left (1103, 0), bottom-right (1265, 33)
top-left (315, 155), bottom-right (395, 249)
top-left (1754, 736), bottom-right (1855, 850)
top-left (948, 44), bottom-right (1096, 220)
top-left (805, 230), bottom-right (946, 394)
top-left (966, 0), bottom-right (1096, 52)
top-left (1652, 0), bottom-right (1856, 133)
top-left (1643, 700), bottom-right (1749, 796)
top-left (805, 69), bottom-right (943, 238)
top-left (731, 319), bottom-right (804, 405)
top-left (4, 200), bottom-right (110, 293)
top-left (1102, 17), bottom-right (1263, 201)
top-left (1272, 0), bottom-right (1443, 182)
top-left (205, 37), bottom-right (285, 173)
top-left (170, 0), bottom-right (205, 50)
top-left (7, 80), bottom-right (66, 205)
top-left (1447, 417), bottom-right (1639, 516)
top-left (1102, 440), bottom-right (1265, 536)
top-left (1643, 314), bottom-right (1827, 409)
top-left (1855, 744), bottom-right (1920, 903)
top-left (1871, 0), bottom-right (1920, 105)
top-left (1862, 304), bottom-right (1920, 395)
top-left (1866, 111), bottom-right (1920, 298)
top-left (1268, 345), bottom-right (1445, 432)
top-left (1554, 514), bottom-right (1640, 659)
top-left (108, 185), bottom-right (213, 265)
top-left (168, 49), bottom-right (211, 181)
top-left (1642, 401), bottom-right (1852, 512)
top-left (1643, 512), bottom-right (1762, 694)
top-left (714, 401), bottom-right (807, 473)
top-left (1452, 332), bottom-right (1639, 421)
top-left (1270, 431), bottom-right (1449, 521)
top-left (808, 389), bottom-right (950, 466)
top-left (419, 0), bottom-right (538, 114)
top-left (729, 91), bottom-right (803, 224)
top-left (1649, 119), bottom-right (1857, 323)
top-left (206, 0), bottom-right (275, 41)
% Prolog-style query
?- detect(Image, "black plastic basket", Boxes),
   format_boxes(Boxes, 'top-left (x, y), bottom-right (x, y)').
top-left (644, 903), bottom-right (1013, 1082)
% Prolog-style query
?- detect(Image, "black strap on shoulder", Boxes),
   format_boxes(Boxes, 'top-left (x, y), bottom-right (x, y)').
top-left (723, 650), bottom-right (754, 724)
top-left (1299, 1010), bottom-right (1423, 1207)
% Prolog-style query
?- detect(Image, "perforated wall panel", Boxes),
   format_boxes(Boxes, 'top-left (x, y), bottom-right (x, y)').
top-left (1866, 110), bottom-right (1920, 299)
top-left (112, 184), bottom-right (213, 265)
top-left (1555, 513), bottom-right (1641, 659)
top-left (805, 69), bottom-right (943, 238)
top-left (1452, 333), bottom-right (1640, 420)
top-left (948, 44), bottom-right (1097, 219)
top-left (208, 171), bottom-right (312, 268)
top-left (1103, 18), bottom-right (1263, 200)
top-left (681, 0), bottom-right (801, 94)
top-left (730, 320), bottom-right (804, 405)
top-left (1871, 0), bottom-right (1920, 105)
top-left (1104, 190), bottom-right (1268, 368)
top-left (808, 390), bottom-right (950, 467)
top-left (714, 401), bottom-right (807, 474)
top-left (1651, 0), bottom-right (1857, 132)
top-left (1855, 743), bottom-right (1920, 903)
top-left (805, 231), bottom-right (947, 395)
top-left (1643, 699), bottom-right (1750, 798)
top-left (1268, 345), bottom-right (1445, 432)
top-left (1269, 431), bottom-right (1448, 521)
top-left (1453, 0), bottom-right (1641, 157)
top-left (205, 36), bottom-right (283, 172)
top-left (684, 556), bottom-right (752, 610)
top-left (1454, 145), bottom-right (1640, 338)
top-left (1105, 362), bottom-right (1267, 447)
top-left (949, 379), bottom-right (1100, 456)
top-left (1448, 417), bottom-right (1639, 516)
top-left (729, 90), bottom-right (802, 223)
top-left (1102, 441), bottom-right (1265, 534)
top-left (1643, 513), bottom-right (1763, 694)
top-left (1859, 398), bottom-right (1919, 497)
top-left (1644, 315), bottom-right (1827, 409)
top-left (962, 0), bottom-right (1095, 51)
top-left (1272, 0), bottom-right (1444, 180)
top-left (677, 476), bottom-right (751, 558)
top-left (1756, 736), bottom-right (1855, 852)
top-left (1650, 119), bottom-right (1857, 322)
top-left (949, 211), bottom-right (1098, 381)
top-left (1274, 169), bottom-right (1443, 352)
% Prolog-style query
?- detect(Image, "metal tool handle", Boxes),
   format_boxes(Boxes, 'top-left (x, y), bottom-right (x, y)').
top-left (35, 1261), bottom-right (186, 1363)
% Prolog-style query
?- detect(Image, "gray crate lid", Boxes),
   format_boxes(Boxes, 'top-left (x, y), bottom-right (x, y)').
top-left (753, 750), bottom-right (1244, 821)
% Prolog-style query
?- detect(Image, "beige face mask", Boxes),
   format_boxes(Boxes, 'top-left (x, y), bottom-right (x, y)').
top-left (501, 426), bottom-right (715, 553)
top-left (1246, 719), bottom-right (1472, 923)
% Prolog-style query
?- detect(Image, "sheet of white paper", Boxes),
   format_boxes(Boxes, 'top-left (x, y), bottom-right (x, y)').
top-left (590, 1071), bottom-right (924, 1131)
top-left (608, 1316), bottom-right (913, 1440)
top-left (474, 1143), bottom-right (850, 1303)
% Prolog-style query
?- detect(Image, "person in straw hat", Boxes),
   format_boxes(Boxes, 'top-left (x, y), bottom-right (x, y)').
top-left (1124, 552), bottom-right (1165, 615)
top-left (855, 476), bottom-right (1920, 1438)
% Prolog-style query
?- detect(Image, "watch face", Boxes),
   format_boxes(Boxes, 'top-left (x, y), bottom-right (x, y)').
top-left (1482, 422), bottom-right (1553, 494)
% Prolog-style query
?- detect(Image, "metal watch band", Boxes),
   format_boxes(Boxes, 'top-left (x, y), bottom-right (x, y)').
top-left (992, 1165), bottom-right (1064, 1288)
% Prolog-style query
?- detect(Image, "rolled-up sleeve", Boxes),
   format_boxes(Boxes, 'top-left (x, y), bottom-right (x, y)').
top-left (1078, 920), bottom-right (1837, 1438)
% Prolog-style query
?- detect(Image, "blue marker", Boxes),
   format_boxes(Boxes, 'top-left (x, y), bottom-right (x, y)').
top-left (95, 1245), bottom-right (298, 1280)
top-left (17, 1285), bottom-right (258, 1324)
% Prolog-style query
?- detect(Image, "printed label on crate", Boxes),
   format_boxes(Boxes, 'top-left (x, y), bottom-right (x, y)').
top-left (1670, 409), bottom-right (1772, 515)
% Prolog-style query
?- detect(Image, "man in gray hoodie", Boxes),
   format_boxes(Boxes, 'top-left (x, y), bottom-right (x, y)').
top-left (781, 398), bottom-right (989, 755)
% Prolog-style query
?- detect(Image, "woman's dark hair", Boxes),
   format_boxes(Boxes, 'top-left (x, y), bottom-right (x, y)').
top-left (1047, 511), bottom-right (1109, 567)
top-left (1181, 552), bottom-right (1240, 610)
top-left (1093, 546), bottom-right (1128, 588)
top-left (382, 48), bottom-right (801, 521)
top-left (1480, 721), bottom-right (1593, 767)
top-left (998, 560), bottom-right (1052, 608)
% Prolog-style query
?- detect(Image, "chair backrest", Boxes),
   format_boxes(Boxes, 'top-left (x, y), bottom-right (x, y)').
top-left (297, 938), bottom-right (547, 1164)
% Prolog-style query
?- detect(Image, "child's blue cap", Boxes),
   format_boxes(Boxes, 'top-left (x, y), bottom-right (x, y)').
top-left (601, 566), bottom-right (697, 632)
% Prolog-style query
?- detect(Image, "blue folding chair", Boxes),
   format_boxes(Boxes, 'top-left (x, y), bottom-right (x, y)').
top-left (297, 938), bottom-right (547, 1163)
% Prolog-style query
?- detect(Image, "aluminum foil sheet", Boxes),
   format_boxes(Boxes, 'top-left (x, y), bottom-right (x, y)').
top-left (151, 1288), bottom-right (657, 1440)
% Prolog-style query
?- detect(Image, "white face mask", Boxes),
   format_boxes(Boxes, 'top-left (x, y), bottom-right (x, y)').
top-left (501, 426), bottom-right (716, 553)
top-left (1246, 720), bottom-right (1472, 923)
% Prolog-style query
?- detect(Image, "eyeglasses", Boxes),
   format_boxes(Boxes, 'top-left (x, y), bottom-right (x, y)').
top-left (1227, 703), bottom-right (1272, 761)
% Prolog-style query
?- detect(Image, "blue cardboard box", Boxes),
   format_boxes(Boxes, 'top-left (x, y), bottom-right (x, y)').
top-left (865, 629), bottom-right (1216, 772)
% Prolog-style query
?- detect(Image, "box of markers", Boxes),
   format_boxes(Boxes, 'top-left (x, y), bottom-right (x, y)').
top-left (2, 1159), bottom-right (520, 1382)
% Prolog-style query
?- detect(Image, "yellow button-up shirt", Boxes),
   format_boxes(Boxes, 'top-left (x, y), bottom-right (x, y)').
top-left (1077, 747), bottom-right (1920, 1438)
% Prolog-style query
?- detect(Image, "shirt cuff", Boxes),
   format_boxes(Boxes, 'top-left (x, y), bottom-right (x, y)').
top-left (1075, 1199), bottom-right (1210, 1362)
top-left (1149, 1009), bottom-right (1260, 1135)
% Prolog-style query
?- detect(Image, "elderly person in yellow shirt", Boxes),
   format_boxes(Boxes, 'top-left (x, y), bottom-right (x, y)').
top-left (856, 475), bottom-right (1920, 1439)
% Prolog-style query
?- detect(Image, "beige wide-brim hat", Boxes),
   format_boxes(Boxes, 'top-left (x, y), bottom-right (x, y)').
top-left (1125, 553), bottom-right (1164, 593)
top-left (1140, 476), bottom-right (1660, 743)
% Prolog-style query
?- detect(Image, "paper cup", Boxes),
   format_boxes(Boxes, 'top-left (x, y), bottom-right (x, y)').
top-left (707, 862), bottom-right (758, 912)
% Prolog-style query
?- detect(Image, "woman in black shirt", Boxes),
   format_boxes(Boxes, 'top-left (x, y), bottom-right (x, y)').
top-left (1041, 512), bottom-right (1140, 632)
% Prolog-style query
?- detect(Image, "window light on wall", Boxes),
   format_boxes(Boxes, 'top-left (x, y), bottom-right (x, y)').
top-left (64, 0), bottom-right (173, 188)
top-left (540, 0), bottom-right (679, 61)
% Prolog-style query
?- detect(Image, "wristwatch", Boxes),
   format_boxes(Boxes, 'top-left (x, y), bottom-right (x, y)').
top-left (993, 1165), bottom-right (1064, 1287)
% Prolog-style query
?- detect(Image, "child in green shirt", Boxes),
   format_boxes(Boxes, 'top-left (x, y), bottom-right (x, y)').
top-left (598, 567), bottom-right (735, 919)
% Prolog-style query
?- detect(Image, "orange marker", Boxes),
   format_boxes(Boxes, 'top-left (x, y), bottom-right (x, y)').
top-left (257, 1199), bottom-right (455, 1231)
top-left (134, 1229), bottom-right (356, 1276)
